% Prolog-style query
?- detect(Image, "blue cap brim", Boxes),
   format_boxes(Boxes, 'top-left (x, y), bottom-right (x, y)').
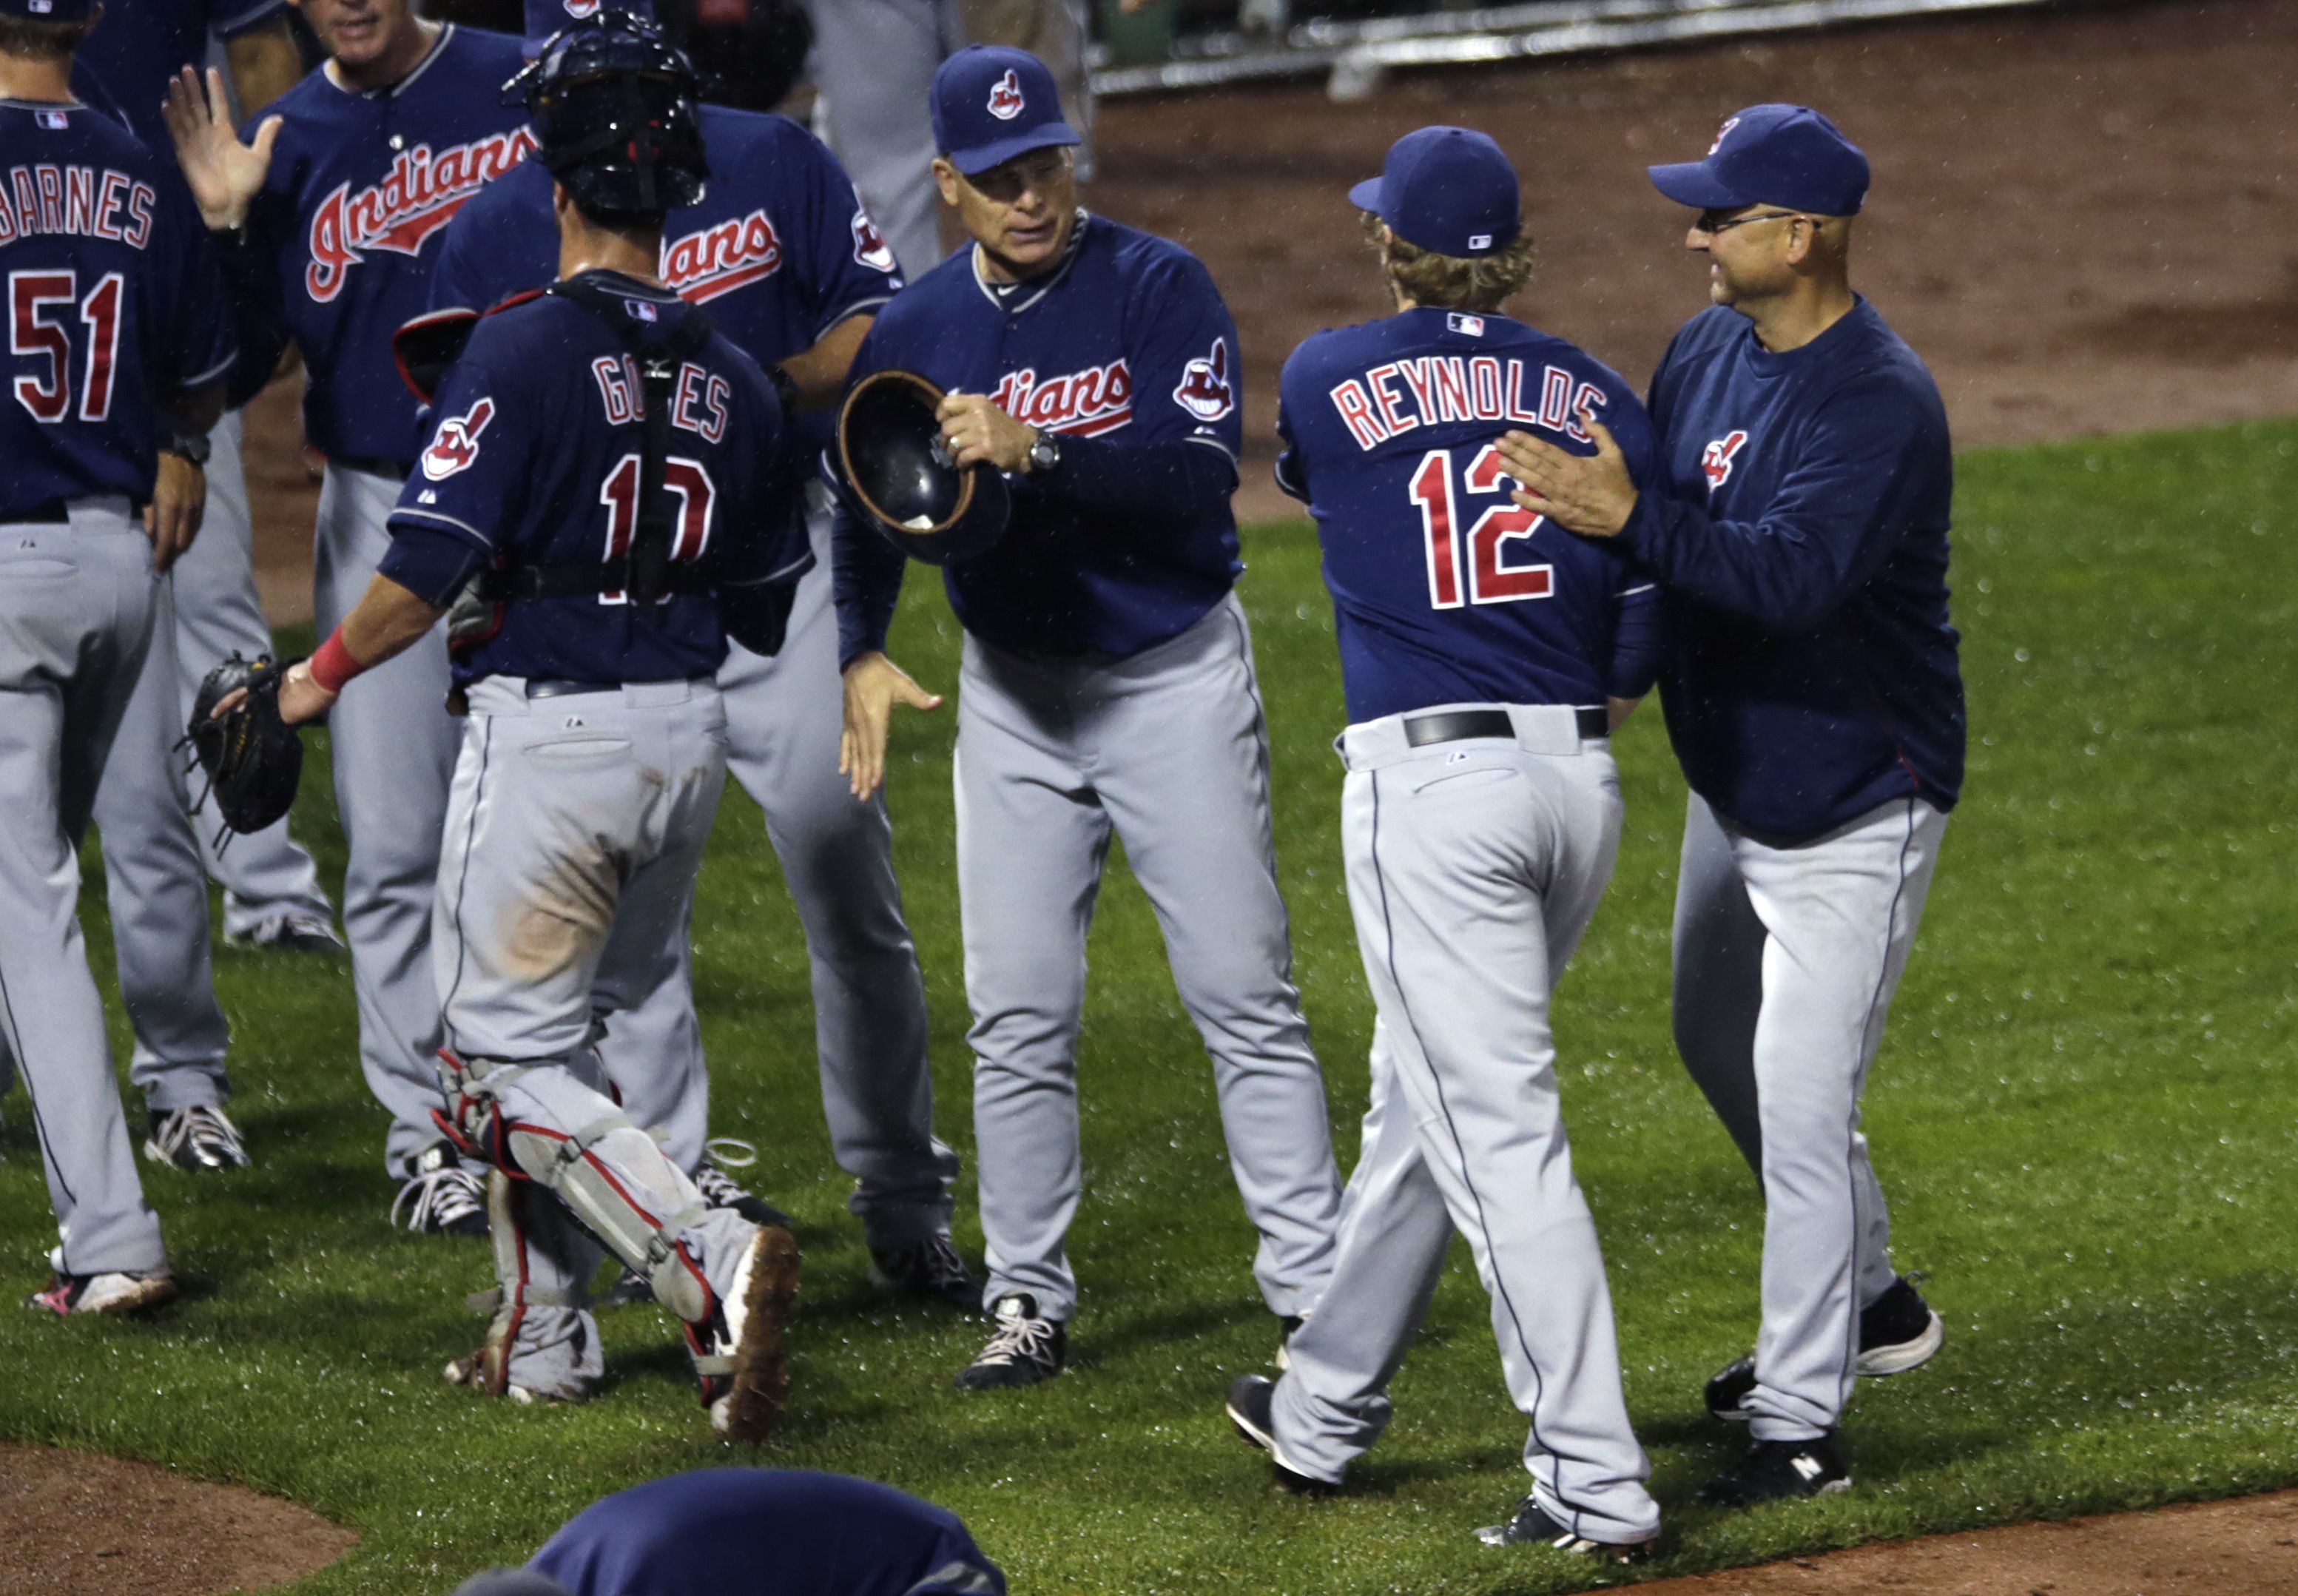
top-left (949, 124), bottom-right (1081, 178)
top-left (1347, 176), bottom-right (1384, 215)
top-left (1648, 160), bottom-right (1753, 210)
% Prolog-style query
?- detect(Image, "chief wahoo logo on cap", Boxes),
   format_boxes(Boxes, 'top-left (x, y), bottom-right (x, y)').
top-left (987, 69), bottom-right (1025, 121)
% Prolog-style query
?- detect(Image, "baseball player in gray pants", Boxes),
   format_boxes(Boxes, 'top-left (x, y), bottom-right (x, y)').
top-left (1222, 127), bottom-right (1664, 1560)
top-left (1497, 104), bottom-right (1960, 1506)
top-left (836, 48), bottom-right (1342, 1391)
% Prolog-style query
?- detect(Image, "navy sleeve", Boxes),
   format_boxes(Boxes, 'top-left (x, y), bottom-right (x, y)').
top-left (153, 181), bottom-right (237, 394)
top-left (1605, 582), bottom-right (1662, 700)
top-left (387, 344), bottom-right (531, 551)
top-left (1618, 379), bottom-right (1942, 634)
top-left (1272, 385), bottom-right (1309, 503)
top-left (426, 205), bottom-right (492, 314)
top-left (377, 521), bottom-right (485, 607)
top-left (220, 163), bottom-right (293, 406)
top-left (1031, 431), bottom-right (1236, 525)
top-left (789, 130), bottom-right (903, 335)
top-left (829, 450), bottom-right (908, 667)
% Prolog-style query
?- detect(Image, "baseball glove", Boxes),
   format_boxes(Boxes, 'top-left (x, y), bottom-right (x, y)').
top-left (836, 368), bottom-right (1012, 566)
top-left (186, 653), bottom-right (305, 838)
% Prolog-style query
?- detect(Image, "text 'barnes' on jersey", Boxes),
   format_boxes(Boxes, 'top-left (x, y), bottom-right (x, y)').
top-left (2, 98), bottom-right (235, 517)
top-left (384, 274), bottom-right (811, 686)
top-left (229, 24), bottom-right (532, 466)
top-left (429, 103), bottom-right (900, 457)
top-left (1278, 306), bottom-right (1660, 724)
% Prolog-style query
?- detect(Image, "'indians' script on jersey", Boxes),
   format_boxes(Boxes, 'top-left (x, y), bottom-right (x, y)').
top-left (306, 128), bottom-right (533, 303)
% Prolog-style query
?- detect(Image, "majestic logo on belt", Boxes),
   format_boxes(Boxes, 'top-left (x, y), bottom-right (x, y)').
top-left (1170, 337), bottom-right (1233, 423)
top-left (421, 396), bottom-right (495, 481)
top-left (306, 129), bottom-right (537, 304)
top-left (662, 207), bottom-right (784, 303)
top-left (851, 207), bottom-right (897, 275)
top-left (990, 358), bottom-right (1132, 437)
top-left (986, 70), bottom-right (1025, 121)
top-left (1701, 428), bottom-right (1749, 491)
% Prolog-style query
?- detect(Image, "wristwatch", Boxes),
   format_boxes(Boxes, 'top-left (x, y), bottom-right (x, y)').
top-left (1026, 427), bottom-right (1061, 476)
top-left (162, 430), bottom-right (212, 468)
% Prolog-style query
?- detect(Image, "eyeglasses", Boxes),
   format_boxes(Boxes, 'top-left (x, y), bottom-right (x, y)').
top-left (1695, 209), bottom-right (1806, 236)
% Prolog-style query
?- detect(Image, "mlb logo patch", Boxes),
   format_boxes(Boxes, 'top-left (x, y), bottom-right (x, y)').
top-left (1467, 234), bottom-right (1492, 252)
top-left (624, 299), bottom-right (660, 323)
top-left (1447, 312), bottom-right (1486, 337)
top-left (36, 110), bottom-right (69, 129)
top-left (986, 69), bottom-right (1025, 121)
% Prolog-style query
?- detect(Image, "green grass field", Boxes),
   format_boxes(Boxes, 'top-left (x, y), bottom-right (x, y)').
top-left (3, 417), bottom-right (2295, 1595)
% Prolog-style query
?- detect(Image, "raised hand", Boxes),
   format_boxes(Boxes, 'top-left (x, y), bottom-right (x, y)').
top-left (1496, 408), bottom-right (1639, 539)
top-left (162, 66), bottom-right (282, 231)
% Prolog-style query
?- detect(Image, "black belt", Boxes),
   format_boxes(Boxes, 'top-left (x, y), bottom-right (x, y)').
top-left (522, 676), bottom-right (711, 700)
top-left (8, 501), bottom-right (70, 524)
top-left (328, 455), bottom-right (410, 478)
top-left (1403, 707), bottom-right (1606, 747)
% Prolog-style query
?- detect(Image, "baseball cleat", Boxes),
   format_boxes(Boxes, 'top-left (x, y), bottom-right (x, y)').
top-left (391, 1142), bottom-right (489, 1237)
top-left (1224, 1374), bottom-right (1330, 1494)
top-left (1474, 1497), bottom-right (1657, 1561)
top-left (26, 1268), bottom-right (178, 1317)
top-left (701, 1223), bottom-right (802, 1444)
top-left (601, 1267), bottom-right (653, 1307)
top-left (954, 1293), bottom-right (1066, 1390)
top-left (442, 1347), bottom-right (547, 1405)
top-left (1705, 1275), bottom-right (1944, 1421)
top-left (144, 1105), bottom-right (252, 1172)
top-left (226, 914), bottom-right (346, 954)
top-left (1696, 1432), bottom-right (1850, 1506)
top-left (695, 1139), bottom-right (794, 1230)
top-left (869, 1235), bottom-right (980, 1310)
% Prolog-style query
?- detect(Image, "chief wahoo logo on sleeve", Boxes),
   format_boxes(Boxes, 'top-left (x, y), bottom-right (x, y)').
top-left (1701, 429), bottom-right (1749, 492)
top-left (422, 397), bottom-right (496, 481)
top-left (986, 70), bottom-right (1025, 121)
top-left (1172, 338), bottom-right (1236, 423)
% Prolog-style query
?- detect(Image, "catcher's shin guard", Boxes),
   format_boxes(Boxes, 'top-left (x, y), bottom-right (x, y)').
top-left (434, 1051), bottom-right (718, 1324)
top-left (450, 1172), bottom-right (603, 1403)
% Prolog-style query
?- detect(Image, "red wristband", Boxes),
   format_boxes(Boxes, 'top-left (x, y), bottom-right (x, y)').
top-left (309, 628), bottom-right (364, 696)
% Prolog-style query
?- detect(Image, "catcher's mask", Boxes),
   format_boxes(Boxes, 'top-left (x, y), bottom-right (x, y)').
top-left (506, 12), bottom-right (708, 221)
top-left (837, 369), bottom-right (1013, 566)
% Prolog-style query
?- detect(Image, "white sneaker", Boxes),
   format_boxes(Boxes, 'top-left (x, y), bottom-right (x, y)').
top-left (27, 1268), bottom-right (178, 1316)
top-left (144, 1105), bottom-right (252, 1172)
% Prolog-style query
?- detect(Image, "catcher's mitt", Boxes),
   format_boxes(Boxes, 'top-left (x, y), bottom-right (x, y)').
top-left (186, 653), bottom-right (305, 839)
top-left (836, 368), bottom-right (1012, 566)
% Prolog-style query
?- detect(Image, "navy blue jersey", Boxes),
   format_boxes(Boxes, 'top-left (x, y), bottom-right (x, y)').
top-left (430, 104), bottom-right (900, 458)
top-left (1278, 306), bottom-right (1660, 724)
top-left (383, 273), bottom-right (809, 685)
top-left (833, 212), bottom-right (1244, 662)
top-left (526, 1469), bottom-right (1005, 1596)
top-left (1, 98), bottom-right (235, 517)
top-left (73, 0), bottom-right (288, 152)
top-left (231, 25), bottom-right (533, 463)
top-left (1622, 298), bottom-right (1964, 841)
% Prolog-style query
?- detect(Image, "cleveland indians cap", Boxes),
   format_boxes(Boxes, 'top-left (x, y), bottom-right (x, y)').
top-left (522, 0), bottom-right (655, 55)
top-left (0, 0), bottom-right (96, 20)
top-left (1349, 126), bottom-right (1522, 260)
top-left (1648, 104), bottom-right (1870, 217)
top-left (931, 45), bottom-right (1080, 178)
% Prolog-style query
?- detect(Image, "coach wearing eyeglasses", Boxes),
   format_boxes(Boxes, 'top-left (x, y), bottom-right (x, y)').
top-left (1495, 104), bottom-right (1965, 1509)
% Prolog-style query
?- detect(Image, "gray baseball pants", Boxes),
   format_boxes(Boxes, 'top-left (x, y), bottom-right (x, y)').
top-left (582, 508), bottom-right (957, 1242)
top-left (1672, 791), bottom-right (1947, 1441)
top-left (802, 0), bottom-right (1092, 281)
top-left (174, 409), bottom-right (334, 935)
top-left (957, 593), bottom-right (1342, 1322)
top-left (1269, 710), bottom-right (1659, 1545)
top-left (0, 503), bottom-right (167, 1274)
top-left (434, 674), bottom-right (742, 1395)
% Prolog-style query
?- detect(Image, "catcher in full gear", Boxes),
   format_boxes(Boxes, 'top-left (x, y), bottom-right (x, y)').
top-left (264, 13), bottom-right (813, 1436)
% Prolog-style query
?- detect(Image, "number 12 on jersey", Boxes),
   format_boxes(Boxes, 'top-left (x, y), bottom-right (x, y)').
top-left (1407, 442), bottom-right (1552, 610)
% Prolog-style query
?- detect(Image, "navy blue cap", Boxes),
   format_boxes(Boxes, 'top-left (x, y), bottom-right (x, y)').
top-left (1349, 127), bottom-right (1521, 259)
top-left (0, 0), bottom-right (95, 20)
top-left (930, 46), bottom-right (1080, 178)
top-left (1648, 104), bottom-right (1870, 217)
top-left (524, 0), bottom-right (654, 55)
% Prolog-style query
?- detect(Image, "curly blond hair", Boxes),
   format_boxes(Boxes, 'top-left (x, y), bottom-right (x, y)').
top-left (1364, 212), bottom-right (1538, 314)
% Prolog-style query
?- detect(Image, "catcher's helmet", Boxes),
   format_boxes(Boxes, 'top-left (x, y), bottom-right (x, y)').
top-left (838, 370), bottom-right (1013, 566)
top-left (507, 12), bottom-right (707, 220)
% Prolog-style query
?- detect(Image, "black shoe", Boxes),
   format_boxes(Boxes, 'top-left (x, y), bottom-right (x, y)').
top-left (1696, 1432), bottom-right (1850, 1506)
top-left (953, 1293), bottom-right (1066, 1390)
top-left (225, 914), bottom-right (345, 954)
top-left (1473, 1497), bottom-right (1655, 1561)
top-left (870, 1235), bottom-right (980, 1310)
top-left (390, 1142), bottom-right (488, 1237)
top-left (144, 1105), bottom-right (252, 1172)
top-left (602, 1267), bottom-right (653, 1307)
top-left (1224, 1374), bottom-right (1329, 1494)
top-left (693, 1140), bottom-right (793, 1230)
top-left (1705, 1275), bottom-right (1944, 1421)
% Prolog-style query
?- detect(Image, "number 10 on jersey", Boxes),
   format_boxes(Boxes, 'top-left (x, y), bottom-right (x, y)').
top-left (1408, 442), bottom-right (1553, 610)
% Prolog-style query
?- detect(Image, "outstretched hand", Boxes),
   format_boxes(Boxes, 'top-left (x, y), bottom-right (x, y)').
top-left (839, 651), bottom-right (943, 801)
top-left (162, 65), bottom-right (281, 231)
top-left (1495, 408), bottom-right (1639, 539)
